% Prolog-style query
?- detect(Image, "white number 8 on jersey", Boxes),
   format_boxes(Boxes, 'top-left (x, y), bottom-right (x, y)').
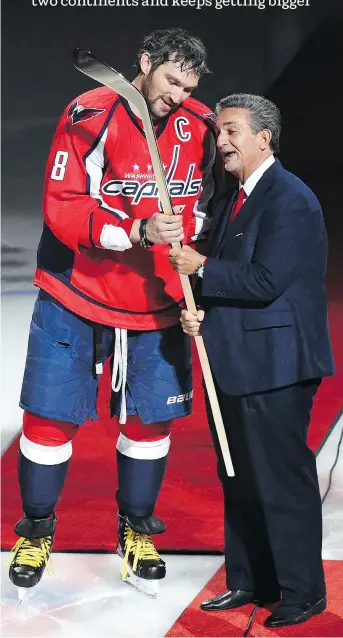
top-left (51, 151), bottom-right (69, 181)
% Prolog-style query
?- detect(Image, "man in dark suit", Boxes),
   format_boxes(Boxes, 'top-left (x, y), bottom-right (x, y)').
top-left (169, 94), bottom-right (335, 628)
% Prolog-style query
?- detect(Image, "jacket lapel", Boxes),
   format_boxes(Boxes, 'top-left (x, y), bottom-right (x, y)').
top-left (214, 159), bottom-right (280, 256)
top-left (209, 189), bottom-right (237, 257)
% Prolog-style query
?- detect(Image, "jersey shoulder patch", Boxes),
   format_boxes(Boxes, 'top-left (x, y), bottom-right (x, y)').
top-left (181, 97), bottom-right (216, 124)
top-left (67, 99), bottom-right (106, 125)
top-left (65, 87), bottom-right (120, 126)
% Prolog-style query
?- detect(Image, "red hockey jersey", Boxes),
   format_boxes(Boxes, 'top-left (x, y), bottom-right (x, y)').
top-left (34, 86), bottom-right (216, 330)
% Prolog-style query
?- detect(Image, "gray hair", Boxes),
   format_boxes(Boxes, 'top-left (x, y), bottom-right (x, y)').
top-left (216, 94), bottom-right (281, 154)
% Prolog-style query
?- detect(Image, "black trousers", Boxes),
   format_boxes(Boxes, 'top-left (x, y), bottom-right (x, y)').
top-left (206, 379), bottom-right (325, 605)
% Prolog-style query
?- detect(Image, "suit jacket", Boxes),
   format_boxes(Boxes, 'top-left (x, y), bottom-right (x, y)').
top-left (200, 158), bottom-right (335, 395)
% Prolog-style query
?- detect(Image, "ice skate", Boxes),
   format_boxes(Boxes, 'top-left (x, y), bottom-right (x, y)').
top-left (8, 513), bottom-right (56, 602)
top-left (117, 512), bottom-right (166, 597)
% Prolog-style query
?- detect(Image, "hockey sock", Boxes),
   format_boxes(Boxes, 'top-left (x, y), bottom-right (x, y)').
top-left (18, 449), bottom-right (70, 519)
top-left (116, 449), bottom-right (168, 518)
top-left (116, 418), bottom-right (172, 518)
top-left (19, 413), bottom-right (77, 518)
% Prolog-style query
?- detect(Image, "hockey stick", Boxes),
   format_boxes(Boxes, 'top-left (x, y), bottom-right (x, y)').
top-left (72, 49), bottom-right (234, 477)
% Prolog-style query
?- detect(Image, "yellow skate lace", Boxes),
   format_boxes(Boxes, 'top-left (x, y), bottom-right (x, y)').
top-left (7, 536), bottom-right (54, 575)
top-left (121, 527), bottom-right (161, 580)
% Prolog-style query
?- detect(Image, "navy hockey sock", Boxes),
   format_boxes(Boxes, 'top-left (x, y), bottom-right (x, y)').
top-left (18, 450), bottom-right (70, 518)
top-left (116, 450), bottom-right (168, 518)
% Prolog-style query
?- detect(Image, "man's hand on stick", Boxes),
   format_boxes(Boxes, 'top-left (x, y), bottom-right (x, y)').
top-left (181, 308), bottom-right (205, 337)
top-left (169, 245), bottom-right (206, 275)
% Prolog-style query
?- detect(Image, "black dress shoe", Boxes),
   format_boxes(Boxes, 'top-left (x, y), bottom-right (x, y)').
top-left (201, 589), bottom-right (254, 611)
top-left (264, 596), bottom-right (326, 627)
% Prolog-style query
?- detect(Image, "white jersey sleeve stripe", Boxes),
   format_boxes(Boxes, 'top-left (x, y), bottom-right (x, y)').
top-left (85, 127), bottom-right (128, 220)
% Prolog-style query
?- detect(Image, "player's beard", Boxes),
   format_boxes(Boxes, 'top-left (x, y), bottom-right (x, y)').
top-left (142, 72), bottom-right (178, 121)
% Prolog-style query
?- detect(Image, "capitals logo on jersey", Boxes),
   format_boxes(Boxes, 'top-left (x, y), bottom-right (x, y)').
top-left (102, 144), bottom-right (202, 205)
top-left (68, 100), bottom-right (105, 125)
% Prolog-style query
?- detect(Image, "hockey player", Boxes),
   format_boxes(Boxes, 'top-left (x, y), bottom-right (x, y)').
top-left (8, 28), bottom-right (218, 598)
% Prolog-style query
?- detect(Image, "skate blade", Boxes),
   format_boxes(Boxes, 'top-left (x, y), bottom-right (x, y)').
top-left (117, 546), bottom-right (160, 598)
top-left (123, 566), bottom-right (159, 598)
top-left (117, 547), bottom-right (161, 598)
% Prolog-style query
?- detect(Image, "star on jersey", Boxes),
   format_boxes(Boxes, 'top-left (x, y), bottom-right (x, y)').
top-left (133, 164), bottom-right (140, 171)
top-left (147, 164), bottom-right (152, 171)
top-left (68, 100), bottom-right (105, 125)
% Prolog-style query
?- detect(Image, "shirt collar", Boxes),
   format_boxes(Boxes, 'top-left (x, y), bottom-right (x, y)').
top-left (240, 155), bottom-right (275, 197)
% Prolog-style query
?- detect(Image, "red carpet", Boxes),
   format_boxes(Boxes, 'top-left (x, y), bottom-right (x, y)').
top-left (167, 560), bottom-right (343, 637)
top-left (1, 302), bottom-right (342, 551)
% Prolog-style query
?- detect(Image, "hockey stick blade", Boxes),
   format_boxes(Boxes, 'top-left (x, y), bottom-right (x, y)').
top-left (72, 49), bottom-right (234, 477)
top-left (72, 49), bottom-right (147, 116)
top-left (73, 49), bottom-right (172, 215)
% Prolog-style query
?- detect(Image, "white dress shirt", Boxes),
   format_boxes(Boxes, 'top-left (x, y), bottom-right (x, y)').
top-left (240, 154), bottom-right (275, 199)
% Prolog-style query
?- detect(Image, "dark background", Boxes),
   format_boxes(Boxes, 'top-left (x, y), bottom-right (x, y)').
top-left (1, 0), bottom-right (342, 294)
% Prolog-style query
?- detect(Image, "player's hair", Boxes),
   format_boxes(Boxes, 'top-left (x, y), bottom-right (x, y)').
top-left (136, 28), bottom-right (210, 78)
top-left (216, 94), bottom-right (281, 154)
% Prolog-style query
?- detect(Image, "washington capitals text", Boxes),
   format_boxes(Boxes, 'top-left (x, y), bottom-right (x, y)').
top-left (102, 145), bottom-right (202, 205)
